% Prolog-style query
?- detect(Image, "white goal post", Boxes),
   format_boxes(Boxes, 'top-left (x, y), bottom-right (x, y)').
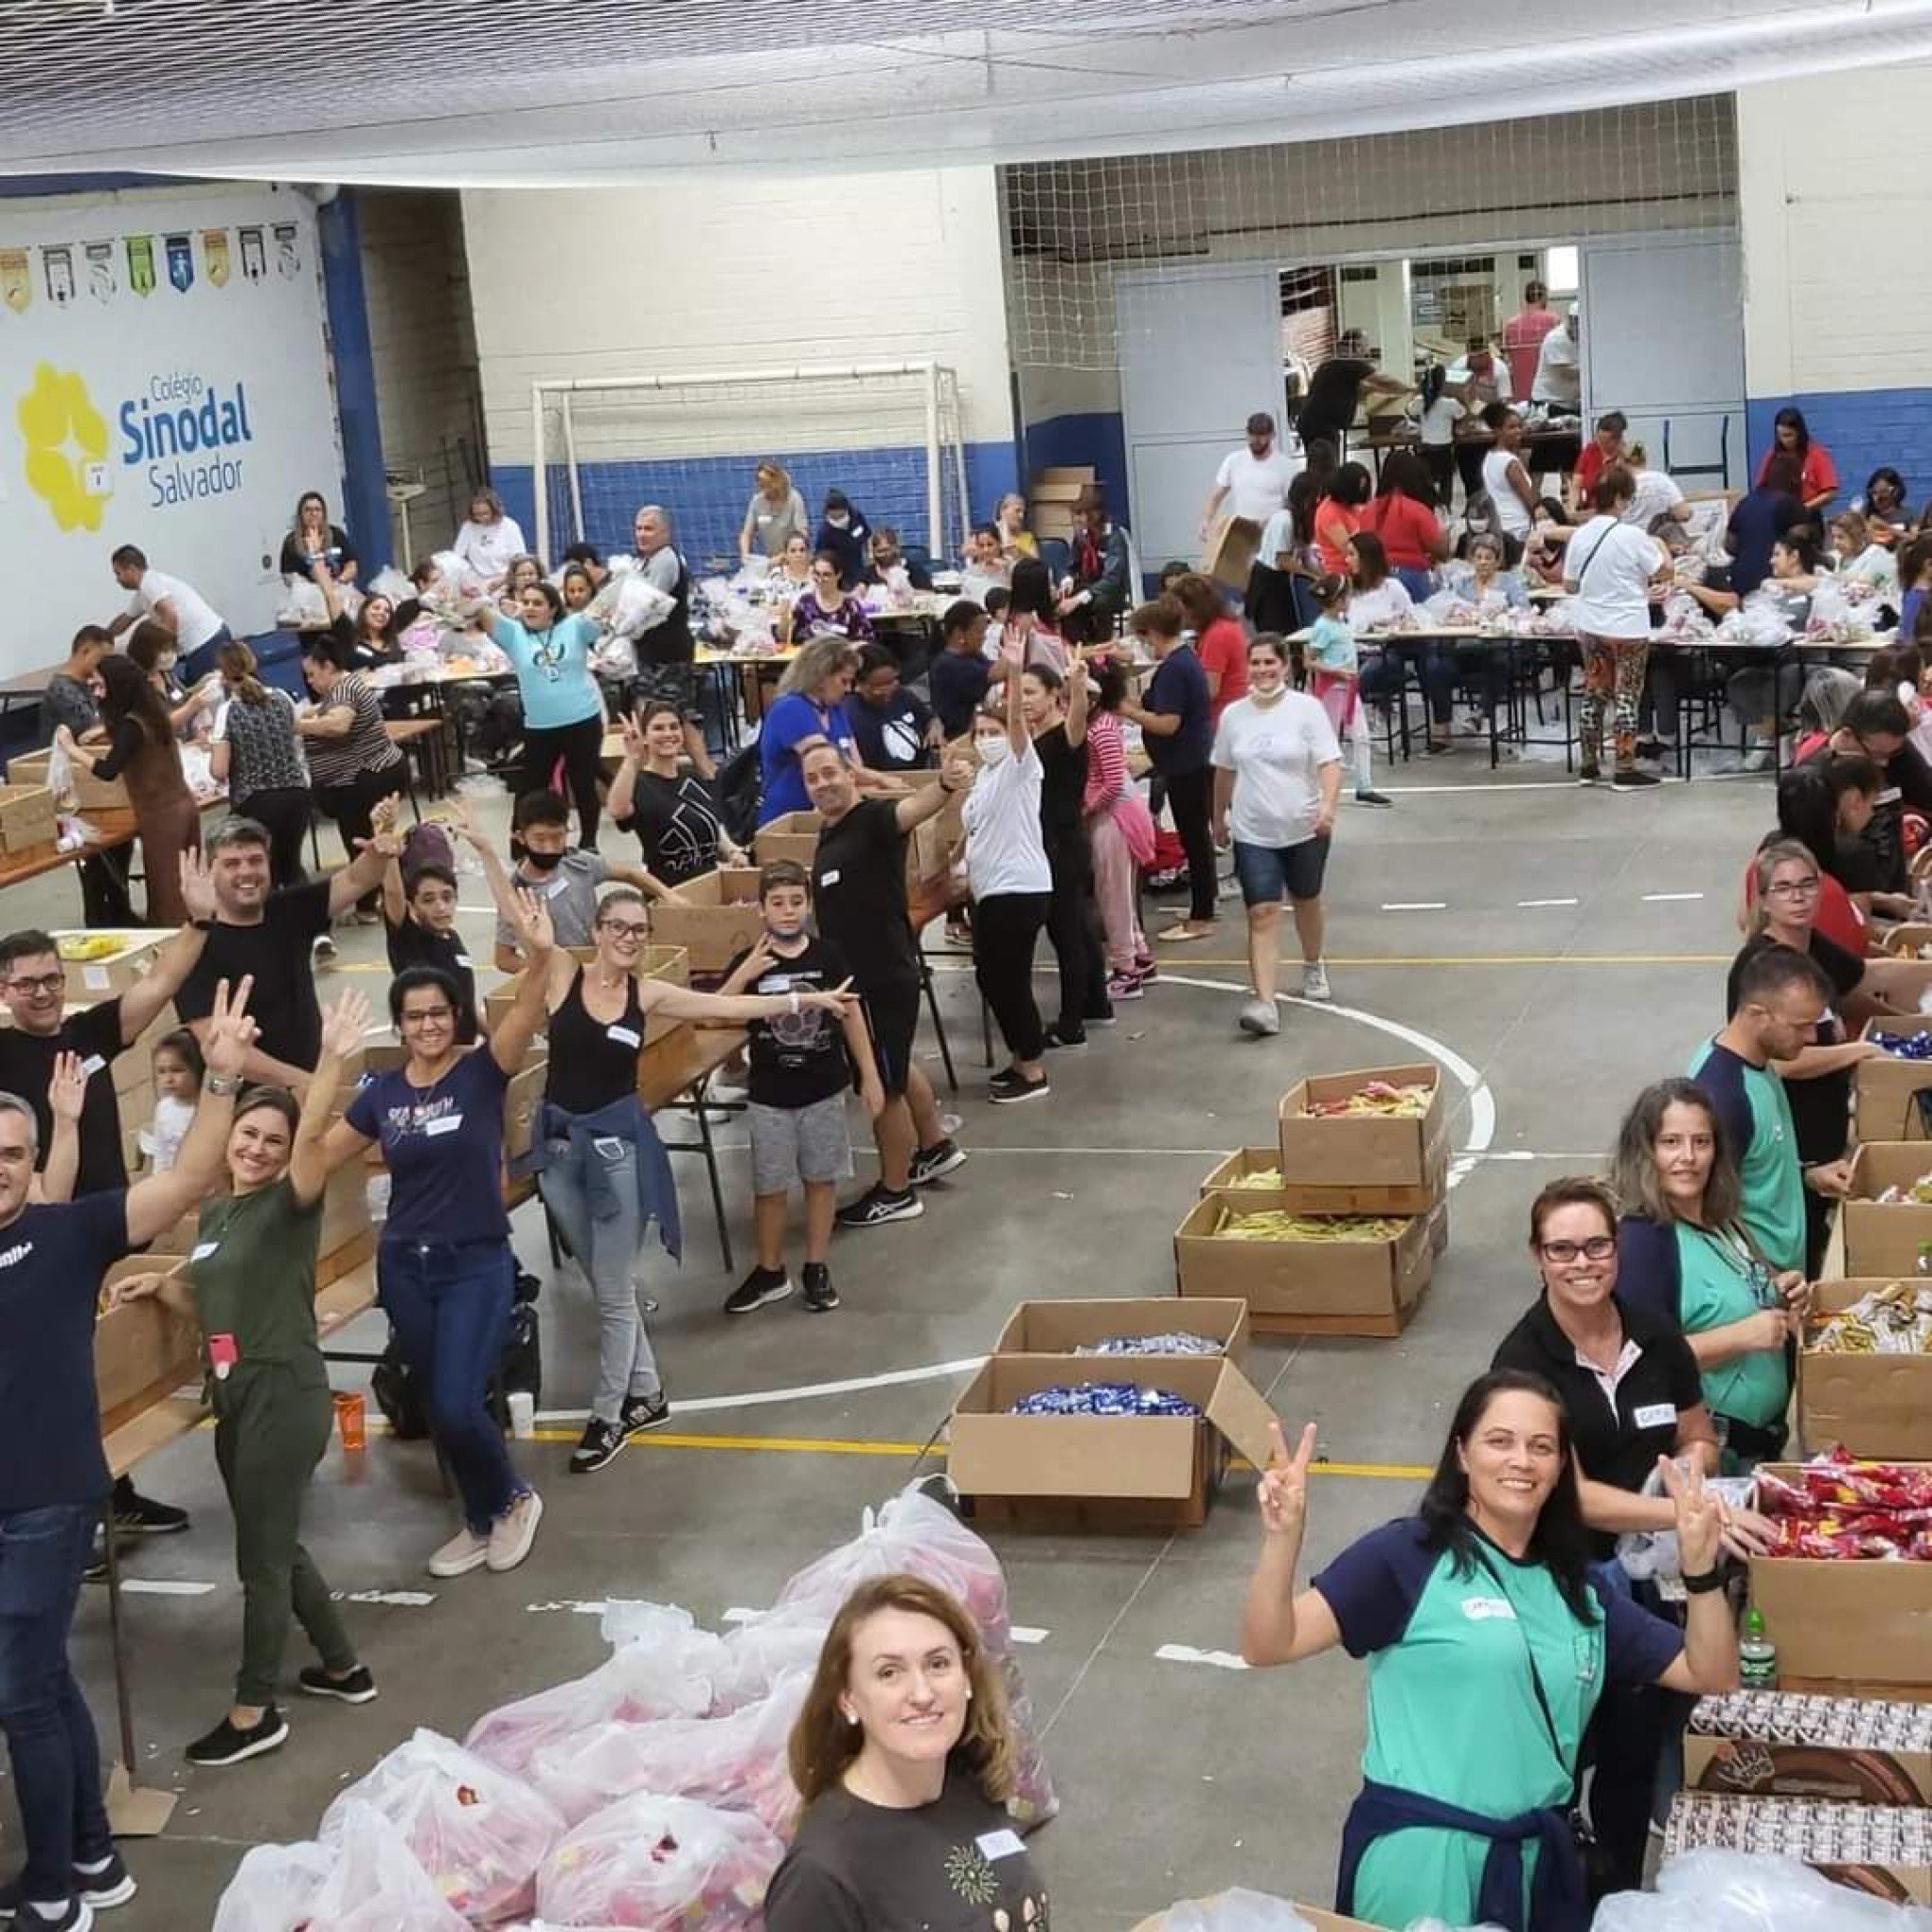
top-left (530, 361), bottom-right (971, 577)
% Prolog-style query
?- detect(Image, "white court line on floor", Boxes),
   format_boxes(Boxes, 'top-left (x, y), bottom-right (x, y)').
top-left (533, 1355), bottom-right (987, 1428)
top-left (526, 1599), bottom-right (610, 1616)
top-left (334, 1588), bottom-right (438, 1607)
top-left (119, 1579), bottom-right (216, 1598)
top-left (1517, 898), bottom-right (1579, 907)
top-left (1380, 901), bottom-right (1446, 911)
top-left (1641, 891), bottom-right (1705, 902)
top-left (1155, 1643), bottom-right (1249, 1672)
top-left (1376, 781), bottom-right (1586, 795)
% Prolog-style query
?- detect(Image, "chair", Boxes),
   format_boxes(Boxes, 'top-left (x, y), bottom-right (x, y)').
top-left (1037, 537), bottom-right (1071, 581)
top-left (902, 542), bottom-right (937, 582)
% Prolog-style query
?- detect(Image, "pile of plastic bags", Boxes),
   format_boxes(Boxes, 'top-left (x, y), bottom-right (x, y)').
top-left (210, 1481), bottom-right (1056, 1927)
top-left (1596, 1850), bottom-right (1932, 1930)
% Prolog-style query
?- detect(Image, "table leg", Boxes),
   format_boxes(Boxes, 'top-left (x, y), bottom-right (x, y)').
top-left (99, 1499), bottom-right (177, 1835)
top-left (690, 1071), bottom-right (734, 1272)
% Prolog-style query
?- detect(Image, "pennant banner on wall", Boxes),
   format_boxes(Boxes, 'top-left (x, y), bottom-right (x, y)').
top-left (84, 240), bottom-right (116, 302)
top-left (164, 232), bottom-right (193, 294)
top-left (43, 245), bottom-right (75, 307)
top-left (238, 225), bottom-right (265, 282)
top-left (273, 223), bottom-right (299, 278)
top-left (202, 228), bottom-right (229, 287)
top-left (0, 250), bottom-right (30, 313)
top-left (126, 234), bottom-right (155, 296)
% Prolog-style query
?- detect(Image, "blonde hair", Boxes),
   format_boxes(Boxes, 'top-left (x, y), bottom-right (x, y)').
top-left (778, 636), bottom-right (859, 699)
top-left (1748, 837), bottom-right (1818, 938)
top-left (757, 462), bottom-right (793, 497)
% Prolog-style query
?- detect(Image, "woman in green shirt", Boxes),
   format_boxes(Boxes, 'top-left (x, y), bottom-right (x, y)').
top-left (1241, 1370), bottom-right (1736, 1932)
top-left (112, 992), bottom-right (376, 1769)
top-left (1611, 1078), bottom-right (1812, 1469)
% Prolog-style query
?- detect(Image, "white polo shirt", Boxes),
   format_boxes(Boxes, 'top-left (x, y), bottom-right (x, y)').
top-left (127, 569), bottom-right (225, 653)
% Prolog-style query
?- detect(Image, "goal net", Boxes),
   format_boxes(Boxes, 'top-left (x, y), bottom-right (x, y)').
top-left (531, 363), bottom-right (970, 578)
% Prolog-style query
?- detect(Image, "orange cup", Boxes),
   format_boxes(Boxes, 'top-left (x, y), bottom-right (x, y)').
top-left (332, 1390), bottom-right (367, 1453)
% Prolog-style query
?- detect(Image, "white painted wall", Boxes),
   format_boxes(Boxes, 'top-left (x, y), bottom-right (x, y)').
top-left (461, 167), bottom-right (1013, 464)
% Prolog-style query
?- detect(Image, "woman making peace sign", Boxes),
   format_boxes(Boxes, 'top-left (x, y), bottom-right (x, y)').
top-left (1241, 1370), bottom-right (1737, 1932)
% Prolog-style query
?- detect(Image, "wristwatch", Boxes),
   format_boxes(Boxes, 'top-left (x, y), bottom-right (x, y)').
top-left (206, 1073), bottom-right (242, 1098)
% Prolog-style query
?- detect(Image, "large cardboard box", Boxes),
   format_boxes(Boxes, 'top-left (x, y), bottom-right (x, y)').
top-left (1665, 1792), bottom-right (1931, 1904)
top-left (503, 1055), bottom-right (548, 1163)
top-left (1276, 1064), bottom-right (1448, 1209)
top-left (52, 929), bottom-right (166, 1003)
top-left (648, 867), bottom-right (765, 975)
top-left (94, 1257), bottom-right (201, 1432)
top-left (1880, 924), bottom-right (1932, 962)
top-left (948, 1353), bottom-right (1277, 1529)
top-left (1827, 1144), bottom-right (1932, 1277)
top-left (319, 1159), bottom-right (372, 1259)
top-left (12, 747), bottom-right (127, 812)
top-left (1202, 1140), bottom-right (1448, 1217)
top-left (1751, 1463), bottom-right (1932, 1695)
top-left (1200, 514), bottom-right (1264, 595)
top-left (1685, 1726), bottom-right (1932, 1806)
top-left (1132, 1904), bottom-right (1377, 1932)
top-left (1799, 1280), bottom-right (1932, 1460)
top-left (993, 1297), bottom-right (1250, 1367)
top-left (0, 782), bottom-right (57, 856)
top-left (1857, 1019), bottom-right (1932, 1143)
top-left (1174, 1197), bottom-right (1431, 1336)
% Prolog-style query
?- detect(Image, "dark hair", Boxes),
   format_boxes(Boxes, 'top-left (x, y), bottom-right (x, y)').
top-left (1481, 401), bottom-right (1516, 433)
top-left (1843, 689), bottom-right (1911, 742)
top-left (152, 1028), bottom-right (205, 1084)
top-left (1091, 657), bottom-right (1130, 710)
top-left (1733, 939), bottom-right (1833, 1010)
top-left (1128, 594), bottom-right (1185, 640)
top-left (635, 700), bottom-right (685, 735)
top-left (1348, 530), bottom-right (1389, 588)
top-left (1377, 450), bottom-right (1437, 510)
top-left (407, 863), bottom-right (458, 896)
top-left (870, 524), bottom-right (901, 547)
top-left (97, 653), bottom-right (171, 746)
top-left (1527, 1174), bottom-right (1618, 1247)
top-left (1246, 630), bottom-right (1290, 662)
top-left (1419, 364), bottom-right (1446, 415)
top-left (1008, 557), bottom-right (1054, 621)
top-left (1863, 467), bottom-right (1906, 510)
top-left (1594, 411), bottom-right (1628, 438)
top-left (206, 816), bottom-right (270, 856)
top-left (562, 540), bottom-right (604, 568)
top-left (125, 623), bottom-right (177, 675)
top-left (69, 625), bottom-right (112, 656)
top-left (1302, 438), bottom-right (1338, 482)
top-left (299, 631), bottom-right (350, 671)
top-left (1021, 661), bottom-right (1064, 695)
top-left (1774, 531), bottom-right (1821, 574)
top-left (1611, 1078), bottom-right (1742, 1229)
top-left (0, 928), bottom-right (59, 973)
top-left (823, 489), bottom-right (850, 513)
top-left (1157, 560), bottom-right (1190, 587)
top-left (1591, 465), bottom-right (1637, 514)
top-left (515, 580), bottom-right (564, 624)
top-left (1169, 572), bottom-right (1225, 632)
top-left (1310, 572), bottom-right (1349, 612)
top-left (110, 544), bottom-right (147, 571)
top-left (854, 643), bottom-right (898, 682)
top-left (1773, 406), bottom-right (1811, 456)
top-left (1326, 462), bottom-right (1372, 510)
top-left (941, 599), bottom-right (984, 641)
top-left (388, 965), bottom-right (464, 1029)
top-left (1533, 496), bottom-right (1570, 526)
top-left (1865, 644), bottom-right (1923, 695)
top-left (971, 522), bottom-right (1000, 546)
top-left (512, 789), bottom-right (571, 832)
top-left (1761, 452), bottom-right (1804, 497)
top-left (759, 859), bottom-right (811, 899)
top-left (409, 557), bottom-right (441, 590)
top-left (233, 1083), bottom-right (299, 1137)
top-left (982, 587), bottom-right (1011, 619)
top-left (1908, 535), bottom-right (1932, 593)
top-left (1524, 279), bottom-right (1547, 302)
top-left (1772, 765), bottom-right (1838, 875)
top-left (1418, 1370), bottom-right (1598, 1623)
top-left (1245, 411), bottom-right (1275, 437)
top-left (1825, 751), bottom-right (1881, 807)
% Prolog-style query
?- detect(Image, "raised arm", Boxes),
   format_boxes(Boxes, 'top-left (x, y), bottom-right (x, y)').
top-left (1654, 1458), bottom-right (1742, 1694)
top-left (289, 990), bottom-right (372, 1207)
top-left (490, 890), bottom-right (558, 1076)
top-left (1064, 644), bottom-right (1091, 749)
top-left (1240, 1421), bottom-right (1344, 1666)
top-left (119, 852), bottom-right (218, 1043)
top-left (644, 973), bottom-right (861, 1029)
top-left (895, 749), bottom-right (975, 834)
top-left (1000, 649), bottom-right (1028, 756)
top-left (381, 850), bottom-right (406, 929)
top-left (606, 714), bottom-right (645, 825)
top-left (451, 796), bottom-right (524, 931)
top-left (325, 797), bottom-right (402, 919)
top-left (37, 1051), bottom-right (86, 1205)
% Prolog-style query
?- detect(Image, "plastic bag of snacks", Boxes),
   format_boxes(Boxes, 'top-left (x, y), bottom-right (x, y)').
top-left (529, 1672), bottom-right (807, 1834)
top-left (464, 1604), bottom-right (726, 1778)
top-left (215, 1804), bottom-right (471, 1932)
top-left (534, 1792), bottom-right (781, 1929)
top-left (210, 1837), bottom-right (336, 1932)
top-left (1596, 1848), bottom-right (1931, 1930)
top-left (709, 1604), bottom-right (832, 1715)
top-left (1163, 1890), bottom-right (1321, 1931)
top-left (590, 566), bottom-right (676, 641)
top-left (321, 1727), bottom-right (565, 1923)
top-left (1753, 1454), bottom-right (1932, 1561)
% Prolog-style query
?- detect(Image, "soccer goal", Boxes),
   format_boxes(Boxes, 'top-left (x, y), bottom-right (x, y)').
top-left (531, 361), bottom-right (970, 578)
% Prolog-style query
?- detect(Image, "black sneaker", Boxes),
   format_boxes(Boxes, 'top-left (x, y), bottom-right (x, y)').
top-left (72, 1851), bottom-right (136, 1910)
top-left (834, 1184), bottom-right (923, 1228)
top-left (111, 1480), bottom-right (188, 1535)
top-left (185, 1707), bottom-right (289, 1767)
top-left (1611, 766), bottom-right (1662, 789)
top-left (988, 1069), bottom-right (1050, 1104)
top-left (724, 1265), bottom-right (794, 1315)
top-left (0, 1890), bottom-right (90, 1932)
top-left (800, 1263), bottom-right (840, 1313)
top-left (569, 1417), bottom-right (628, 1475)
top-left (296, 1664), bottom-right (378, 1705)
top-left (620, 1391), bottom-right (672, 1434)
top-left (1042, 1024), bottom-right (1086, 1049)
top-left (907, 1138), bottom-right (966, 1186)
top-left (1353, 788), bottom-right (1394, 807)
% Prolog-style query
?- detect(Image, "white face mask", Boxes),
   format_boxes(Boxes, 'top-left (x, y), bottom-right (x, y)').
top-left (827, 511), bottom-right (850, 530)
top-left (975, 734), bottom-right (1011, 766)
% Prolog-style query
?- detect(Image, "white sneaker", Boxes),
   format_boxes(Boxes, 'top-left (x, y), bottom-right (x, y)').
top-left (486, 1490), bottom-right (544, 1572)
top-left (1301, 961), bottom-right (1333, 1002)
top-left (426, 1527), bottom-right (490, 1579)
top-left (1238, 998), bottom-right (1279, 1037)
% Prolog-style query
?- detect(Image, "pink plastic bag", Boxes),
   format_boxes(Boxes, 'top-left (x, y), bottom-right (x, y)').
top-left (535, 1793), bottom-right (781, 1930)
top-left (322, 1728), bottom-right (565, 1923)
top-left (529, 1672), bottom-right (808, 1834)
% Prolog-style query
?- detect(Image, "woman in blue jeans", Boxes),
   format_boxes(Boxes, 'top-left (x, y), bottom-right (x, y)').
top-left (531, 886), bottom-right (858, 1476)
top-left (318, 891), bottom-right (556, 1581)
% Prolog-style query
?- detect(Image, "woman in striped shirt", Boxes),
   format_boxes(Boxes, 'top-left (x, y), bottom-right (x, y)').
top-left (295, 636), bottom-right (406, 920)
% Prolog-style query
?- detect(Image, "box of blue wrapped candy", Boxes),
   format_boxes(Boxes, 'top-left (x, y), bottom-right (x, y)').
top-left (947, 1354), bottom-right (1279, 1530)
top-left (992, 1297), bottom-right (1250, 1366)
top-left (1856, 1020), bottom-right (1932, 1144)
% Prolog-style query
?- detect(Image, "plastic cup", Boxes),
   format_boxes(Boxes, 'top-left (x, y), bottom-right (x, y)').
top-left (508, 1390), bottom-right (535, 1440)
top-left (332, 1390), bottom-right (367, 1452)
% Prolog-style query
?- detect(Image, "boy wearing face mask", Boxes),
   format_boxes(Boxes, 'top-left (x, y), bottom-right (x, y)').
top-left (491, 791), bottom-right (679, 973)
top-left (715, 862), bottom-right (883, 1315)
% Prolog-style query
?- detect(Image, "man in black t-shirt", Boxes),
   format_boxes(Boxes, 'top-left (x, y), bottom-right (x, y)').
top-left (1296, 330), bottom-right (1411, 454)
top-left (175, 814), bottom-right (395, 1084)
top-left (801, 741), bottom-right (972, 1228)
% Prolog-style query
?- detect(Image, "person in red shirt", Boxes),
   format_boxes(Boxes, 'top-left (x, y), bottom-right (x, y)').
top-left (1568, 411), bottom-right (1628, 516)
top-left (1499, 280), bottom-right (1560, 402)
top-left (1359, 453), bottom-right (1451, 599)
top-left (1757, 407), bottom-right (1838, 512)
top-left (1313, 462), bottom-right (1373, 575)
top-left (1172, 572), bottom-right (1248, 723)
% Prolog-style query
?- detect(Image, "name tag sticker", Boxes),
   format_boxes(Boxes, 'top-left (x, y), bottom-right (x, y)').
top-left (423, 1115), bottom-right (463, 1136)
top-left (454, 953), bottom-right (474, 969)
top-left (606, 1024), bottom-right (642, 1048)
top-left (80, 1054), bottom-right (106, 1078)
top-left (1634, 1403), bottom-right (1678, 1429)
top-left (819, 868), bottom-right (841, 886)
top-left (1460, 1596), bottom-right (1517, 1622)
top-left (975, 1829), bottom-right (1025, 1862)
top-left (189, 1241), bottom-right (220, 1261)
top-left (546, 877), bottom-right (570, 899)
top-left (82, 965), bottom-right (110, 992)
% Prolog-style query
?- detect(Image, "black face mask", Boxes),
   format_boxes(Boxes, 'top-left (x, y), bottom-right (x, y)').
top-left (520, 847), bottom-right (565, 873)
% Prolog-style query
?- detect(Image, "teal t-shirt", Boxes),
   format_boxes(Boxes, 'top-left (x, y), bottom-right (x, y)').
top-left (497, 612), bottom-right (602, 730)
top-left (1673, 1221), bottom-right (1790, 1427)
top-left (1686, 1039), bottom-right (1805, 1275)
top-left (1314, 1518), bottom-right (1682, 1931)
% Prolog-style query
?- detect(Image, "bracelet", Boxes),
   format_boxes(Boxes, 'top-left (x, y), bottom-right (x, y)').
top-left (205, 1073), bottom-right (242, 1098)
top-left (1681, 1566), bottom-right (1725, 1594)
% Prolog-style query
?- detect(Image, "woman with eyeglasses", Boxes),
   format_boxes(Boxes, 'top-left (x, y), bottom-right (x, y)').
top-left (1242, 1368), bottom-right (1736, 1932)
top-left (529, 887), bottom-right (861, 1473)
top-left (791, 553), bottom-right (877, 644)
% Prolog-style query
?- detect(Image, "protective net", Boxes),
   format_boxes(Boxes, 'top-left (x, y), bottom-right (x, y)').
top-left (531, 366), bottom-right (969, 576)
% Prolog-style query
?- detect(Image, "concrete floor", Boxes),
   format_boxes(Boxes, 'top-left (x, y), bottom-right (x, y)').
top-left (0, 762), bottom-right (1769, 1927)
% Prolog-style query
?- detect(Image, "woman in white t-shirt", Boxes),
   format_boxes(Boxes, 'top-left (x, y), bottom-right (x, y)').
top-left (1565, 466), bottom-right (1673, 788)
top-left (1414, 366), bottom-right (1470, 509)
top-left (451, 488), bottom-right (528, 594)
top-left (1479, 404), bottom-right (1537, 546)
top-left (964, 671), bottom-right (1055, 1105)
top-left (1209, 634), bottom-right (1346, 1035)
top-left (1622, 444), bottom-right (1691, 533)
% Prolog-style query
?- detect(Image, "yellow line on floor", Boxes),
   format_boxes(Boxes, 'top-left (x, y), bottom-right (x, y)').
top-left (1157, 954), bottom-right (1727, 967)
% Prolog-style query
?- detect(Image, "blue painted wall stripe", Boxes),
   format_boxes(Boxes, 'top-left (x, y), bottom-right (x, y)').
top-left (317, 191), bottom-right (390, 572)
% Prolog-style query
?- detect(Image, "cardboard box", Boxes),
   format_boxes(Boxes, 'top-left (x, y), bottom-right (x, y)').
top-left (319, 1160), bottom-right (372, 1258)
top-left (1880, 924), bottom-right (1932, 961)
top-left (1201, 1140), bottom-right (1449, 1217)
top-left (947, 1353), bottom-right (1277, 1527)
top-left (1276, 1064), bottom-right (1448, 1209)
top-left (1684, 1729), bottom-right (1932, 1807)
top-left (12, 747), bottom-right (128, 812)
top-left (1664, 1792), bottom-right (1931, 1904)
top-left (52, 929), bottom-right (166, 1003)
top-left (95, 1258), bottom-right (203, 1433)
top-left (0, 782), bottom-right (57, 856)
top-left (648, 867), bottom-right (765, 975)
top-left (1173, 1196), bottom-right (1432, 1336)
top-left (1132, 1909), bottom-right (1375, 1932)
top-left (1032, 466), bottom-right (1096, 487)
top-left (752, 782), bottom-right (958, 903)
top-left (1751, 1464), bottom-right (1932, 1693)
top-left (1200, 514), bottom-right (1264, 595)
top-left (1828, 1144), bottom-right (1932, 1277)
top-left (1857, 1019), bottom-right (1932, 1144)
top-left (1799, 1280), bottom-right (1932, 1460)
top-left (503, 1055), bottom-right (547, 1162)
top-left (993, 1297), bottom-right (1250, 1367)
top-left (753, 812), bottom-right (819, 869)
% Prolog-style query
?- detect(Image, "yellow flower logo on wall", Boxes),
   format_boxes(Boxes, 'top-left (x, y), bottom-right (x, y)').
top-left (18, 362), bottom-right (110, 531)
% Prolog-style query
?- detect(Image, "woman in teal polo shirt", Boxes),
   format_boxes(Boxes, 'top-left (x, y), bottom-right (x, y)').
top-left (475, 581), bottom-right (608, 847)
top-left (1241, 1369), bottom-right (1737, 1932)
top-left (1612, 1078), bottom-right (1812, 1469)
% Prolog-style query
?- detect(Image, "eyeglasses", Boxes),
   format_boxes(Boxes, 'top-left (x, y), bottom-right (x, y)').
top-left (599, 920), bottom-right (650, 940)
top-left (4, 973), bottom-right (63, 995)
top-left (1539, 1236), bottom-right (1616, 1263)
top-left (1764, 878), bottom-right (1820, 898)
top-left (811, 570), bottom-right (837, 582)
top-left (400, 1006), bottom-right (454, 1028)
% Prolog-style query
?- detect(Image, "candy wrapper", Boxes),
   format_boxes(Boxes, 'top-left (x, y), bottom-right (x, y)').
top-left (1754, 1453), bottom-right (1932, 1560)
top-left (1870, 1030), bottom-right (1932, 1061)
top-left (534, 1793), bottom-right (780, 1930)
top-left (1210, 1208), bottom-right (1408, 1243)
top-left (1009, 1381), bottom-right (1202, 1418)
top-left (321, 1727), bottom-right (565, 1923)
top-left (1811, 1283), bottom-right (1932, 1356)
top-left (1074, 1333), bottom-right (1225, 1357)
top-left (1300, 1081), bottom-right (1431, 1118)
top-left (1873, 1167), bottom-right (1932, 1204)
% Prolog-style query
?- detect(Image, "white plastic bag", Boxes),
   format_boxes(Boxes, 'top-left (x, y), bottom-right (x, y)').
top-left (1595, 1849), bottom-right (1932, 1931)
top-left (42, 738), bottom-right (76, 811)
top-left (1163, 1889), bottom-right (1318, 1932)
top-left (275, 578), bottom-right (330, 628)
top-left (710, 1605), bottom-right (832, 1713)
top-left (309, 1804), bottom-right (472, 1931)
top-left (210, 1837), bottom-right (336, 1932)
top-left (322, 1726), bottom-right (564, 1923)
top-left (535, 1792), bottom-right (780, 1931)
top-left (590, 569), bottom-right (675, 640)
top-left (368, 564), bottom-right (416, 604)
